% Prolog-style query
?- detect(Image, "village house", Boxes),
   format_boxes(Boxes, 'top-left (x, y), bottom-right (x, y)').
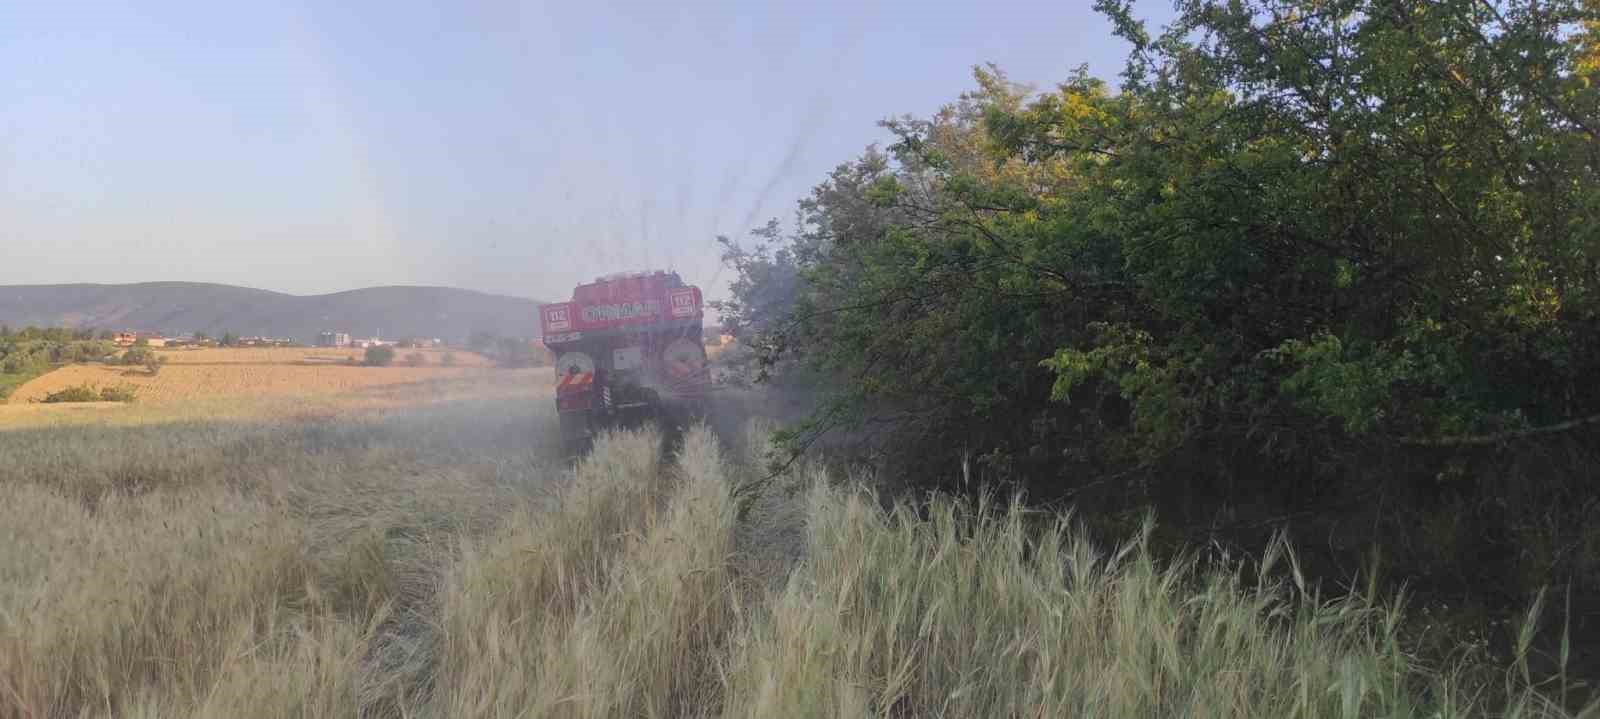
top-left (113, 331), bottom-right (168, 347)
top-left (317, 331), bottom-right (352, 348)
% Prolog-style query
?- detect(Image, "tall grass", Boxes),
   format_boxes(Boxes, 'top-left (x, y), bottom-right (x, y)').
top-left (2, 398), bottom-right (1589, 718)
top-left (718, 482), bottom-right (1593, 718)
top-left (431, 425), bottom-right (742, 718)
top-left (0, 398), bottom-right (562, 719)
top-left (430, 427), bottom-right (665, 717)
top-left (0, 482), bottom-right (320, 716)
top-left (538, 426), bottom-right (741, 718)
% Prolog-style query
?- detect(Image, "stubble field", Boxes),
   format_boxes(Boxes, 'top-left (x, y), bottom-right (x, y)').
top-left (2, 347), bottom-right (507, 416)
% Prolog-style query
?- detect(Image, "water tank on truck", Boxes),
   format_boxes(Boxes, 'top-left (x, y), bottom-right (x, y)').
top-left (538, 270), bottom-right (710, 454)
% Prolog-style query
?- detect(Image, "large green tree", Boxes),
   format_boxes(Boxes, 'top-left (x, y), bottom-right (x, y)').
top-left (1049, 0), bottom-right (1600, 455)
top-left (722, 0), bottom-right (1600, 498)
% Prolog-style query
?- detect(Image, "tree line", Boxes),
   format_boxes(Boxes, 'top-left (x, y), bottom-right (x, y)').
top-left (716, 0), bottom-right (1600, 655)
top-left (468, 331), bottom-right (548, 368)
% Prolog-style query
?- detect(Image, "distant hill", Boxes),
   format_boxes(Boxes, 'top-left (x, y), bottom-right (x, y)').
top-left (0, 282), bottom-right (543, 344)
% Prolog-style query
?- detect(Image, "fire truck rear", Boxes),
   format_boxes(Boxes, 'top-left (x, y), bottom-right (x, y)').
top-left (539, 270), bottom-right (710, 452)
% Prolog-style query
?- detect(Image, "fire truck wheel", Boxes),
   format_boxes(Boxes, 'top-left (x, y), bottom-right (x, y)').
top-left (559, 411), bottom-right (593, 457)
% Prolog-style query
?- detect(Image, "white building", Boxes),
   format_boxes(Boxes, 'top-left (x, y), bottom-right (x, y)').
top-left (317, 331), bottom-right (352, 348)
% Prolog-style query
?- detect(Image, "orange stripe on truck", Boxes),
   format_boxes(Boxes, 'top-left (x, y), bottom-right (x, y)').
top-left (556, 372), bottom-right (593, 389)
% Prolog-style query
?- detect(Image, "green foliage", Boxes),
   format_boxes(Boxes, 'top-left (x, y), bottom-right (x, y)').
top-left (441, 352), bottom-right (457, 367)
top-left (1072, 0), bottom-right (1598, 451)
top-left (463, 332), bottom-right (541, 367)
top-left (57, 341), bottom-right (117, 364)
top-left (714, 6), bottom-right (1600, 657)
top-left (2, 349), bottom-right (49, 376)
top-left (40, 384), bottom-right (104, 403)
top-left (494, 337), bottom-right (541, 368)
top-left (1, 326), bottom-right (99, 343)
top-left (39, 383), bottom-right (136, 403)
top-left (403, 352), bottom-right (425, 367)
top-left (364, 345), bottom-right (395, 367)
top-left (97, 384), bottom-right (138, 402)
top-left (0, 374), bottom-right (32, 402)
top-left (0, 331), bottom-right (123, 401)
top-left (121, 346), bottom-right (155, 366)
top-left (723, 0), bottom-right (1600, 476)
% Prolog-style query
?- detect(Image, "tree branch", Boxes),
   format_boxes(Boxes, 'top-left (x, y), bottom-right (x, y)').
top-left (1398, 412), bottom-right (1600, 447)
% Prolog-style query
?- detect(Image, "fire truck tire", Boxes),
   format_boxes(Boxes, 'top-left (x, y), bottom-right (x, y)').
top-left (559, 411), bottom-right (593, 457)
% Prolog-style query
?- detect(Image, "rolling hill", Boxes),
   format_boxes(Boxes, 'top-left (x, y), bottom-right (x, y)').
top-left (0, 282), bottom-right (543, 343)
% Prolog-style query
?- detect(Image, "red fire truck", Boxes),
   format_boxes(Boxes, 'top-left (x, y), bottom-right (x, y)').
top-left (539, 270), bottom-right (711, 452)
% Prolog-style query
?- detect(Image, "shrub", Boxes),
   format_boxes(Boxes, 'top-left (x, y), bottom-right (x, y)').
top-left (404, 352), bottom-right (426, 367)
top-left (81, 341), bottom-right (118, 362)
top-left (145, 355), bottom-right (167, 376)
top-left (441, 352), bottom-right (457, 367)
top-left (121, 346), bottom-right (154, 366)
top-left (2, 352), bottom-right (46, 375)
top-left (40, 384), bottom-right (105, 403)
top-left (363, 345), bottom-right (395, 367)
top-left (99, 384), bottom-right (138, 402)
top-left (493, 337), bottom-right (540, 368)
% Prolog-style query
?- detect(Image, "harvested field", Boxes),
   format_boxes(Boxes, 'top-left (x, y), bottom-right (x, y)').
top-left (155, 346), bottom-right (492, 367)
top-left (0, 371), bottom-right (548, 430)
top-left (5, 347), bottom-right (508, 407)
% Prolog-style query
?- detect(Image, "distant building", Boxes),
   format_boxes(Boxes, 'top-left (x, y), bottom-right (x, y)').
top-left (238, 336), bottom-right (297, 347)
top-left (317, 331), bottom-right (352, 348)
top-left (115, 332), bottom-right (167, 347)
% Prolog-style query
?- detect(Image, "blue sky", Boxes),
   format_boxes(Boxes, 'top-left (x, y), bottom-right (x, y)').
top-left (0, 1), bottom-right (1172, 302)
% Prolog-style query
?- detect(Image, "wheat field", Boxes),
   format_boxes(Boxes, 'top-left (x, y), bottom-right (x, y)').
top-left (0, 391), bottom-right (1588, 718)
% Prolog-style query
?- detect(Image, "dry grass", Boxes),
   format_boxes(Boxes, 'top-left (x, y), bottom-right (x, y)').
top-left (430, 426), bottom-right (742, 718)
top-left (0, 397), bottom-right (564, 719)
top-left (1, 394), bottom-right (1589, 718)
top-left (0, 368), bottom-right (548, 431)
top-left (727, 486), bottom-right (1414, 717)
top-left (154, 346), bottom-right (493, 367)
top-left (430, 427), bottom-right (668, 718)
top-left (0, 482), bottom-right (309, 715)
top-left (5, 347), bottom-right (497, 406)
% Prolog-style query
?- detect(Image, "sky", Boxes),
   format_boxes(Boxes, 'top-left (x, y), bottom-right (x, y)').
top-left (0, 0), bottom-right (1174, 303)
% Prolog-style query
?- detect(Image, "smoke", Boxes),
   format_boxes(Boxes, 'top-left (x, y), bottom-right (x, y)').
top-left (705, 15), bottom-right (869, 293)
